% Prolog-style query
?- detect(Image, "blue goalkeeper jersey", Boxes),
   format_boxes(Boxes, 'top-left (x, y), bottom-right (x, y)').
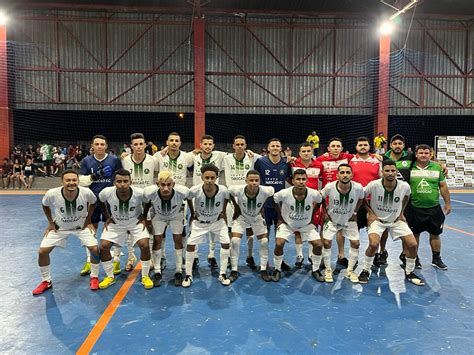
top-left (79, 154), bottom-right (122, 196)
top-left (254, 156), bottom-right (291, 208)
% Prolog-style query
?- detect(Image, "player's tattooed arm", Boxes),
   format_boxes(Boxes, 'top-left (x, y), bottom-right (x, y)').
top-left (42, 205), bottom-right (57, 236)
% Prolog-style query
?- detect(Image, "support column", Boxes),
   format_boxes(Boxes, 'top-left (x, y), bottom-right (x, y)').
top-left (0, 25), bottom-right (12, 159)
top-left (193, 16), bottom-right (205, 148)
top-left (376, 34), bottom-right (390, 138)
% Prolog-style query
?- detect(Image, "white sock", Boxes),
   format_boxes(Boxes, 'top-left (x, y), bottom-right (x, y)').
top-left (348, 247), bottom-right (359, 271)
top-left (86, 248), bottom-right (91, 262)
top-left (363, 254), bottom-right (375, 271)
top-left (40, 265), bottom-right (51, 282)
top-left (141, 259), bottom-right (150, 278)
top-left (90, 262), bottom-right (99, 278)
top-left (152, 250), bottom-right (162, 273)
top-left (405, 257), bottom-right (416, 274)
top-left (323, 247), bottom-right (332, 269)
top-left (259, 238), bottom-right (269, 271)
top-left (274, 254), bottom-right (283, 271)
top-left (102, 260), bottom-right (114, 278)
top-left (295, 243), bottom-right (303, 258)
top-left (247, 235), bottom-right (254, 257)
top-left (311, 253), bottom-right (322, 272)
top-left (175, 248), bottom-right (183, 271)
top-left (185, 250), bottom-right (195, 276)
top-left (161, 238), bottom-right (167, 260)
top-left (220, 247), bottom-right (230, 275)
top-left (127, 234), bottom-right (135, 259)
top-left (208, 238), bottom-right (216, 258)
top-left (231, 237), bottom-right (241, 271)
top-left (113, 246), bottom-right (121, 262)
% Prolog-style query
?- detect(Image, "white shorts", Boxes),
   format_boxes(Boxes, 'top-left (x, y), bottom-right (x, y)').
top-left (152, 217), bottom-right (184, 235)
top-left (188, 219), bottom-right (230, 245)
top-left (231, 215), bottom-right (267, 236)
top-left (101, 223), bottom-right (151, 247)
top-left (276, 223), bottom-right (319, 242)
top-left (40, 228), bottom-right (97, 249)
top-left (323, 221), bottom-right (359, 241)
top-left (367, 220), bottom-right (413, 240)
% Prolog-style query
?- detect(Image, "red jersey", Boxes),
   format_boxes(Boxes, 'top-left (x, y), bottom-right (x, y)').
top-left (316, 152), bottom-right (354, 187)
top-left (350, 154), bottom-right (380, 187)
top-left (291, 157), bottom-right (322, 190)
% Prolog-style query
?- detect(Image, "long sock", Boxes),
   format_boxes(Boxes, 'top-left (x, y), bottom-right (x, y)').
top-left (208, 238), bottom-right (216, 258)
top-left (152, 250), bottom-right (162, 273)
top-left (274, 254), bottom-right (283, 271)
top-left (127, 234), bottom-right (135, 259)
top-left (231, 237), bottom-right (241, 271)
top-left (311, 254), bottom-right (322, 272)
top-left (295, 243), bottom-right (303, 258)
top-left (141, 259), bottom-right (150, 278)
top-left (247, 235), bottom-right (254, 257)
top-left (175, 249), bottom-right (183, 271)
top-left (348, 248), bottom-right (359, 271)
top-left (363, 255), bottom-right (375, 271)
top-left (405, 257), bottom-right (416, 274)
top-left (259, 238), bottom-right (269, 271)
top-left (40, 265), bottom-right (51, 282)
top-left (161, 238), bottom-right (167, 260)
top-left (185, 250), bottom-right (195, 276)
top-left (86, 248), bottom-right (91, 262)
top-left (102, 260), bottom-right (114, 278)
top-left (220, 248), bottom-right (230, 275)
top-left (90, 263), bottom-right (99, 278)
top-left (113, 246), bottom-right (121, 262)
top-left (323, 247), bottom-right (332, 269)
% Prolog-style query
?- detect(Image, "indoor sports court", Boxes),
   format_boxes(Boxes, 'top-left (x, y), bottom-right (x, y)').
top-left (0, 0), bottom-right (473, 354)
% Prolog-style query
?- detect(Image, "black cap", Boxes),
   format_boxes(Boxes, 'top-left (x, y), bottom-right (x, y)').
top-left (390, 134), bottom-right (405, 143)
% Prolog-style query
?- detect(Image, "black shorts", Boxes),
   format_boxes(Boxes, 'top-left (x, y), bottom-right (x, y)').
top-left (406, 204), bottom-right (445, 235)
top-left (356, 207), bottom-right (368, 230)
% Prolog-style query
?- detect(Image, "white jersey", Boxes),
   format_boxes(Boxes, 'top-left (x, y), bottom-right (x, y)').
top-left (229, 185), bottom-right (274, 222)
top-left (192, 151), bottom-right (226, 185)
top-left (222, 153), bottom-right (260, 187)
top-left (99, 186), bottom-right (144, 225)
top-left (154, 151), bottom-right (193, 186)
top-left (122, 154), bottom-right (158, 188)
top-left (321, 181), bottom-right (364, 226)
top-left (189, 184), bottom-right (229, 223)
top-left (364, 179), bottom-right (411, 223)
top-left (274, 187), bottom-right (322, 229)
top-left (143, 184), bottom-right (189, 220)
top-left (42, 186), bottom-right (97, 231)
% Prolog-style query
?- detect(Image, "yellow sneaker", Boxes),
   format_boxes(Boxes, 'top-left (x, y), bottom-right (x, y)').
top-left (80, 261), bottom-right (91, 276)
top-left (141, 276), bottom-right (154, 289)
top-left (99, 276), bottom-right (116, 289)
top-left (113, 261), bottom-right (121, 275)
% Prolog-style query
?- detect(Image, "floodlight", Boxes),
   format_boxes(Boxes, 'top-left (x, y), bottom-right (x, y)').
top-left (379, 21), bottom-right (394, 36)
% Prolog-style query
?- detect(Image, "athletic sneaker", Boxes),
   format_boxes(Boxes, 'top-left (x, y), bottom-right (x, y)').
top-left (161, 258), bottom-right (167, 271)
top-left (218, 274), bottom-right (231, 286)
top-left (141, 276), bottom-right (154, 289)
top-left (358, 270), bottom-right (370, 284)
top-left (324, 268), bottom-right (334, 283)
top-left (336, 257), bottom-right (348, 268)
top-left (272, 270), bottom-right (281, 282)
top-left (152, 272), bottom-right (162, 287)
top-left (260, 270), bottom-right (271, 282)
top-left (207, 257), bottom-right (218, 269)
top-left (281, 260), bottom-right (291, 272)
top-left (80, 261), bottom-right (91, 276)
top-left (432, 255), bottom-right (448, 270)
top-left (311, 270), bottom-right (324, 282)
top-left (378, 250), bottom-right (388, 266)
top-left (373, 252), bottom-right (381, 267)
top-left (32, 281), bottom-right (52, 295)
top-left (246, 256), bottom-right (257, 270)
top-left (415, 256), bottom-right (422, 269)
top-left (113, 261), bottom-right (121, 275)
top-left (405, 272), bottom-right (425, 286)
top-left (90, 277), bottom-right (99, 291)
top-left (174, 272), bottom-right (184, 287)
top-left (229, 271), bottom-right (239, 283)
top-left (295, 256), bottom-right (304, 269)
top-left (182, 275), bottom-right (193, 288)
top-left (192, 257), bottom-right (200, 270)
top-left (99, 277), bottom-right (116, 289)
top-left (345, 270), bottom-right (359, 283)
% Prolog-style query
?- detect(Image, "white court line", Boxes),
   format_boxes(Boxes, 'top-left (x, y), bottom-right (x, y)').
top-left (451, 198), bottom-right (474, 206)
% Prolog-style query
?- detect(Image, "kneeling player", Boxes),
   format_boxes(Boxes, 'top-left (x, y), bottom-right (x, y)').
top-left (182, 165), bottom-right (231, 287)
top-left (142, 171), bottom-right (189, 287)
top-left (97, 169), bottom-right (153, 289)
top-left (359, 161), bottom-right (424, 286)
top-left (273, 169), bottom-right (324, 282)
top-left (229, 170), bottom-right (274, 282)
top-left (32, 170), bottom-right (100, 295)
top-left (321, 164), bottom-right (364, 283)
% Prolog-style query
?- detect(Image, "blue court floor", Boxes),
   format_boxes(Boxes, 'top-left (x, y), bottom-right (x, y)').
top-left (0, 193), bottom-right (473, 354)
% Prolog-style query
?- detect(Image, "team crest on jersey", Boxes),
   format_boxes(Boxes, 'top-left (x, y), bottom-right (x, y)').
top-left (178, 164), bottom-right (183, 169)
top-left (401, 161), bottom-right (408, 167)
top-left (245, 164), bottom-right (250, 169)
top-left (216, 202), bottom-right (221, 207)
top-left (349, 199), bottom-right (354, 204)
top-left (257, 202), bottom-right (262, 207)
top-left (279, 169), bottom-right (285, 175)
top-left (305, 205), bottom-right (311, 211)
top-left (394, 197), bottom-right (400, 203)
top-left (144, 168), bottom-right (150, 174)
top-left (77, 205), bottom-right (84, 211)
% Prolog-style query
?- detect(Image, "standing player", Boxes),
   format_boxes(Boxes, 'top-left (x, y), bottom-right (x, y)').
top-left (306, 131), bottom-right (320, 157)
top-left (79, 135), bottom-right (122, 276)
top-left (182, 165), bottom-right (231, 287)
top-left (272, 169), bottom-right (323, 282)
top-left (97, 169), bottom-right (153, 290)
top-left (404, 144), bottom-right (451, 270)
top-left (358, 161), bottom-right (424, 286)
top-left (373, 132), bottom-right (387, 154)
top-left (228, 170), bottom-right (274, 282)
top-left (320, 164), bottom-right (364, 283)
top-left (32, 170), bottom-right (99, 295)
top-left (142, 171), bottom-right (190, 286)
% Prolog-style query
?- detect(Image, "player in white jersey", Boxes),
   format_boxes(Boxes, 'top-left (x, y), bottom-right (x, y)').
top-left (359, 160), bottom-right (424, 286)
top-left (272, 169), bottom-right (324, 282)
top-left (32, 170), bottom-right (100, 295)
top-left (142, 171), bottom-right (190, 287)
top-left (320, 164), bottom-right (364, 283)
top-left (97, 169), bottom-right (154, 290)
top-left (115, 133), bottom-right (159, 274)
top-left (228, 170), bottom-right (274, 282)
top-left (182, 165), bottom-right (231, 287)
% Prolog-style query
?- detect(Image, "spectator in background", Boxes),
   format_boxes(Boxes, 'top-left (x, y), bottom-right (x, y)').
top-left (260, 149), bottom-right (267, 156)
top-left (145, 141), bottom-right (153, 155)
top-left (374, 132), bottom-right (387, 154)
top-left (13, 145), bottom-right (24, 163)
top-left (65, 155), bottom-right (80, 171)
top-left (284, 146), bottom-right (293, 159)
top-left (306, 131), bottom-right (320, 157)
top-left (53, 148), bottom-right (66, 176)
top-left (22, 158), bottom-right (36, 189)
top-left (1, 158), bottom-right (12, 189)
top-left (11, 159), bottom-right (23, 189)
top-left (40, 143), bottom-right (54, 176)
top-left (25, 144), bottom-right (35, 160)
